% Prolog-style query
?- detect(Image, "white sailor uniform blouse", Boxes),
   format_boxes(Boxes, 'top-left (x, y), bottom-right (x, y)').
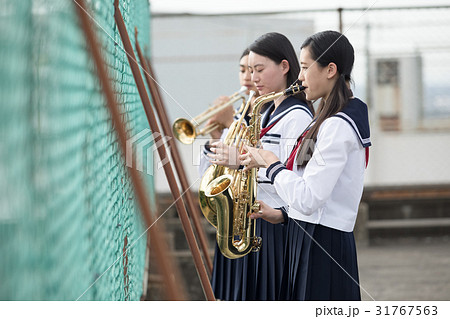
top-left (265, 98), bottom-right (371, 232)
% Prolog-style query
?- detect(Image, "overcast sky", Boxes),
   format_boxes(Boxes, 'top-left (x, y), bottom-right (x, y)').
top-left (149, 0), bottom-right (450, 14)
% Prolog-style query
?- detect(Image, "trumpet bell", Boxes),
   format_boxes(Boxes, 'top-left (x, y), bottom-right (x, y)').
top-left (172, 87), bottom-right (248, 144)
top-left (172, 118), bottom-right (196, 144)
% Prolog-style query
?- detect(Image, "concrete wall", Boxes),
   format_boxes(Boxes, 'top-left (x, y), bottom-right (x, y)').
top-left (365, 130), bottom-right (450, 186)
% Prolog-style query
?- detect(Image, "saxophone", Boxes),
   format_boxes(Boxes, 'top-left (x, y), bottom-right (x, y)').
top-left (199, 82), bottom-right (305, 259)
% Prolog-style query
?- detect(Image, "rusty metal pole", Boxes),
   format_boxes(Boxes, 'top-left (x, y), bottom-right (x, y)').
top-left (73, 0), bottom-right (186, 300)
top-left (134, 31), bottom-right (213, 275)
top-left (113, 0), bottom-right (215, 301)
top-left (338, 7), bottom-right (343, 33)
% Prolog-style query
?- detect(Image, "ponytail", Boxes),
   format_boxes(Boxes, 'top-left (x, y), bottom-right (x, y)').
top-left (297, 75), bottom-right (351, 166)
top-left (296, 31), bottom-right (355, 167)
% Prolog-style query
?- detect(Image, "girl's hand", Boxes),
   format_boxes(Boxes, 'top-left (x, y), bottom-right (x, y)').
top-left (209, 96), bottom-right (235, 128)
top-left (206, 96), bottom-right (235, 141)
top-left (239, 145), bottom-right (280, 171)
top-left (205, 118), bottom-right (223, 141)
top-left (208, 141), bottom-right (241, 169)
top-left (249, 200), bottom-right (285, 224)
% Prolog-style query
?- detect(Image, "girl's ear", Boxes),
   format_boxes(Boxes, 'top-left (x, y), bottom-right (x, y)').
top-left (327, 62), bottom-right (338, 79)
top-left (280, 59), bottom-right (290, 75)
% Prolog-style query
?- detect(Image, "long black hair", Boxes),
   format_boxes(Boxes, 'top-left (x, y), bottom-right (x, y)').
top-left (249, 32), bottom-right (313, 112)
top-left (297, 30), bottom-right (354, 166)
top-left (240, 47), bottom-right (250, 59)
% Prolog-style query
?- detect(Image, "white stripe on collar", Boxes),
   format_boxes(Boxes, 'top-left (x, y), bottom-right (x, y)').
top-left (265, 105), bottom-right (313, 127)
top-left (335, 112), bottom-right (371, 146)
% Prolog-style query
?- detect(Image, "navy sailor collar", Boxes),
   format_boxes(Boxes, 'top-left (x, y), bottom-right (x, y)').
top-left (261, 96), bottom-right (313, 128)
top-left (333, 97), bottom-right (371, 148)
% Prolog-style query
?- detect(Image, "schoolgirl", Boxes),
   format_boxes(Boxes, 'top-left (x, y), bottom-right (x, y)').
top-left (209, 32), bottom-right (314, 300)
top-left (198, 48), bottom-right (257, 176)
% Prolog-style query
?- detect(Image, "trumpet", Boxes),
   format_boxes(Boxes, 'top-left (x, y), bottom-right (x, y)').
top-left (172, 86), bottom-right (248, 144)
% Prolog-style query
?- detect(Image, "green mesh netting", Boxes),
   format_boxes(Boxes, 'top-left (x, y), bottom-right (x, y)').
top-left (0, 0), bottom-right (153, 300)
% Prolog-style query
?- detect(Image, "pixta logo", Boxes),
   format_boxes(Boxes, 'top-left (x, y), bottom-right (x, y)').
top-left (126, 129), bottom-right (172, 175)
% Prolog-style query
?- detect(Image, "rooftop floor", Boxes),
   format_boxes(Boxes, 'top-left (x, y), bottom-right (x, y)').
top-left (358, 237), bottom-right (450, 301)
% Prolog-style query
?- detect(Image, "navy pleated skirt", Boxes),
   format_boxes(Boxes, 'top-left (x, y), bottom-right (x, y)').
top-left (279, 219), bottom-right (361, 301)
top-left (211, 218), bottom-right (286, 301)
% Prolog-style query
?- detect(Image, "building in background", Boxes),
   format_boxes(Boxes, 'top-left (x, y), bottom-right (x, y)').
top-left (151, 8), bottom-right (450, 192)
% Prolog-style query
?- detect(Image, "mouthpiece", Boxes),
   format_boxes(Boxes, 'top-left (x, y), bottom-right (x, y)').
top-left (284, 82), bottom-right (306, 96)
top-left (239, 86), bottom-right (248, 94)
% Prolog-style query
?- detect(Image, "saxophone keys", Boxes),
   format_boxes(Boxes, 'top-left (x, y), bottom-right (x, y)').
top-left (252, 237), bottom-right (262, 252)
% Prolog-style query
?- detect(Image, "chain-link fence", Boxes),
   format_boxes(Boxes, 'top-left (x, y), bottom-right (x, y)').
top-left (0, 0), bottom-right (152, 300)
